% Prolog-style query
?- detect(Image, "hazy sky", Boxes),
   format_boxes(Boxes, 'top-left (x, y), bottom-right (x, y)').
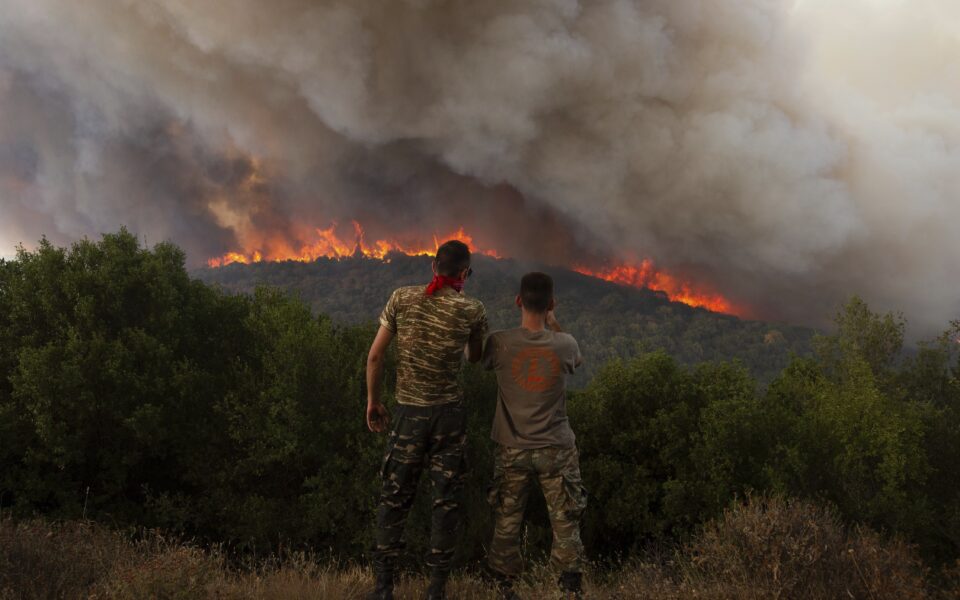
top-left (0, 0), bottom-right (957, 334)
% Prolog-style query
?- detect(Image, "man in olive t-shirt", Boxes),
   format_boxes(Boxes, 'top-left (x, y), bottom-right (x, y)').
top-left (482, 272), bottom-right (587, 600)
top-left (364, 240), bottom-right (488, 600)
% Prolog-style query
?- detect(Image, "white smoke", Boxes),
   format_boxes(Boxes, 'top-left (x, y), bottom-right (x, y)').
top-left (0, 0), bottom-right (957, 333)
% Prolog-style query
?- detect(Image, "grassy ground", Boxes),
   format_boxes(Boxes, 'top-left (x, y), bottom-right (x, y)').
top-left (1, 496), bottom-right (956, 599)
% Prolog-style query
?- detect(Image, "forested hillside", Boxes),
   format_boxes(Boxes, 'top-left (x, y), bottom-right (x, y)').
top-left (2, 230), bottom-right (959, 573)
top-left (196, 253), bottom-right (816, 383)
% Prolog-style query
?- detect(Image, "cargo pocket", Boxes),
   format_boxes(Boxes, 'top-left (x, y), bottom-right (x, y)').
top-left (379, 408), bottom-right (403, 479)
top-left (487, 457), bottom-right (505, 510)
top-left (559, 449), bottom-right (588, 520)
top-left (562, 475), bottom-right (587, 520)
top-left (379, 432), bottom-right (397, 479)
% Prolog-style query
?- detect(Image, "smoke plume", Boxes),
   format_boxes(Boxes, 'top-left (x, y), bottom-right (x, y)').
top-left (0, 0), bottom-right (957, 332)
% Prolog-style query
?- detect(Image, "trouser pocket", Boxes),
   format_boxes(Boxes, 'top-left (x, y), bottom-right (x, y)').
top-left (487, 445), bottom-right (519, 509)
top-left (559, 447), bottom-right (587, 520)
top-left (561, 474), bottom-right (588, 520)
top-left (379, 434), bottom-right (397, 479)
top-left (378, 405), bottom-right (406, 478)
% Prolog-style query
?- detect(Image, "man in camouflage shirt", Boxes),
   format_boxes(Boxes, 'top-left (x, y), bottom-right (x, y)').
top-left (365, 240), bottom-right (488, 600)
top-left (482, 272), bottom-right (587, 600)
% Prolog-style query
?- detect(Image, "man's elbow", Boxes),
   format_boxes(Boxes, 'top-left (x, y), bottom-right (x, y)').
top-left (367, 351), bottom-right (385, 368)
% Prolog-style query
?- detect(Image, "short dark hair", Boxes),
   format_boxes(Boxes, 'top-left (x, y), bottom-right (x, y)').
top-left (434, 240), bottom-right (471, 276)
top-left (520, 272), bottom-right (554, 313)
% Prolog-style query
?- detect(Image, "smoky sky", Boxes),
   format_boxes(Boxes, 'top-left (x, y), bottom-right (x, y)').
top-left (0, 0), bottom-right (957, 334)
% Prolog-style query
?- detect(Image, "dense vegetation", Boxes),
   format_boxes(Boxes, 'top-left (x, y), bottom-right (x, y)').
top-left (196, 252), bottom-right (816, 384)
top-left (1, 231), bottom-right (959, 575)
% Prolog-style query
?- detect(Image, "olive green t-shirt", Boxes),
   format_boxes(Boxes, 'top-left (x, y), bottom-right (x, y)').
top-left (379, 285), bottom-right (488, 407)
top-left (482, 328), bottom-right (582, 448)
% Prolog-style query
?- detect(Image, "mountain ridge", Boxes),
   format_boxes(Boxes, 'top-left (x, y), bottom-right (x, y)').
top-left (194, 253), bottom-right (816, 384)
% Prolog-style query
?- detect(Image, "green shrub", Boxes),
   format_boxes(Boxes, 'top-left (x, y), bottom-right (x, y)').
top-left (1, 231), bottom-right (959, 569)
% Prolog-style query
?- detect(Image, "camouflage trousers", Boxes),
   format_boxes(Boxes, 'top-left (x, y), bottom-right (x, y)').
top-left (487, 444), bottom-right (588, 576)
top-left (372, 402), bottom-right (468, 576)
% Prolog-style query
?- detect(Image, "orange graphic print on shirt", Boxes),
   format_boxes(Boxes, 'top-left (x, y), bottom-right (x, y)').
top-left (510, 347), bottom-right (562, 393)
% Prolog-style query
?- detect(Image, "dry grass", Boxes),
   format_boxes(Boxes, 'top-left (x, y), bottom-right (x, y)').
top-left (0, 497), bottom-right (951, 599)
top-left (675, 496), bottom-right (929, 599)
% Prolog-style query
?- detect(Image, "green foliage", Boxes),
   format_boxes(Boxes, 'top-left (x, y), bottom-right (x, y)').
top-left (0, 231), bottom-right (382, 556)
top-left (196, 254), bottom-right (816, 384)
top-left (570, 297), bottom-right (960, 562)
top-left (1, 231), bottom-right (959, 570)
top-left (571, 354), bottom-right (775, 552)
top-left (813, 296), bottom-right (905, 380)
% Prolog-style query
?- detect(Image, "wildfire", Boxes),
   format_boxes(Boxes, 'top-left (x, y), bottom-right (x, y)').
top-left (206, 221), bottom-right (500, 268)
top-left (573, 261), bottom-right (739, 315)
top-left (208, 222), bottom-right (739, 315)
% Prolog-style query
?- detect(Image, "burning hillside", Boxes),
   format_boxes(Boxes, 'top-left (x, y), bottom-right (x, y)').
top-left (572, 262), bottom-right (737, 315)
top-left (3, 1), bottom-right (958, 335)
top-left (207, 220), bottom-right (739, 315)
top-left (206, 223), bottom-right (499, 268)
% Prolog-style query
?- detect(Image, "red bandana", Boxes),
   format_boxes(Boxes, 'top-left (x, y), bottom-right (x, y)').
top-left (425, 275), bottom-right (465, 296)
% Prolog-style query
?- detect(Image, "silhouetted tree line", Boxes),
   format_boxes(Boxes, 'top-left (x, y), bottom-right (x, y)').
top-left (1, 231), bottom-right (958, 568)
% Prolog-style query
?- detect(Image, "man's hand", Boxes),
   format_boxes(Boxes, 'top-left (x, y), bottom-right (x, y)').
top-left (546, 310), bottom-right (563, 332)
top-left (366, 325), bottom-right (394, 433)
top-left (366, 401), bottom-right (390, 433)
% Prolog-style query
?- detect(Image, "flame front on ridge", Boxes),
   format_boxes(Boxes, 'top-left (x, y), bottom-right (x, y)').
top-left (572, 262), bottom-right (738, 315)
top-left (207, 221), bottom-right (739, 315)
top-left (207, 221), bottom-right (500, 268)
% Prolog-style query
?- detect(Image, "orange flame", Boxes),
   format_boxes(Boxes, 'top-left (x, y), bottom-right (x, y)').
top-left (573, 261), bottom-right (741, 315)
top-left (206, 221), bottom-right (500, 268)
top-left (208, 222), bottom-right (738, 315)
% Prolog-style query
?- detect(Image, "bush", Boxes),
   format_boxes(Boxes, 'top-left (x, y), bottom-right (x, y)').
top-left (0, 519), bottom-right (129, 599)
top-left (571, 353), bottom-right (775, 554)
top-left (98, 544), bottom-right (220, 600)
top-left (2, 232), bottom-right (960, 570)
top-left (682, 495), bottom-right (927, 599)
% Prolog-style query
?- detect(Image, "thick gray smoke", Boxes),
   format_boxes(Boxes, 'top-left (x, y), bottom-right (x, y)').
top-left (0, 0), bottom-right (957, 333)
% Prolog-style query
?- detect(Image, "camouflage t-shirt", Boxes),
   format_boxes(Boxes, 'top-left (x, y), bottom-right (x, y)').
top-left (379, 285), bottom-right (488, 407)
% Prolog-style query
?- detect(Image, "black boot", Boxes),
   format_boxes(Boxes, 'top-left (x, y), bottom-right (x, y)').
top-left (558, 571), bottom-right (583, 599)
top-left (366, 570), bottom-right (394, 600)
top-left (425, 573), bottom-right (448, 600)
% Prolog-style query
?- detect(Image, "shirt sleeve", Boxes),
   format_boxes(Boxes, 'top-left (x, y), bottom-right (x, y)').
top-left (378, 289), bottom-right (401, 333)
top-left (471, 302), bottom-right (489, 341)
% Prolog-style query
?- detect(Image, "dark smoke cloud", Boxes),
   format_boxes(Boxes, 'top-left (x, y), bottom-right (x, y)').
top-left (0, 0), bottom-right (957, 333)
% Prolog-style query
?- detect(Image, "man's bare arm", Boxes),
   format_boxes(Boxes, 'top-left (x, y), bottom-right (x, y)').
top-left (546, 310), bottom-right (583, 367)
top-left (366, 325), bottom-right (394, 432)
top-left (464, 331), bottom-right (483, 363)
top-left (546, 310), bottom-right (564, 333)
